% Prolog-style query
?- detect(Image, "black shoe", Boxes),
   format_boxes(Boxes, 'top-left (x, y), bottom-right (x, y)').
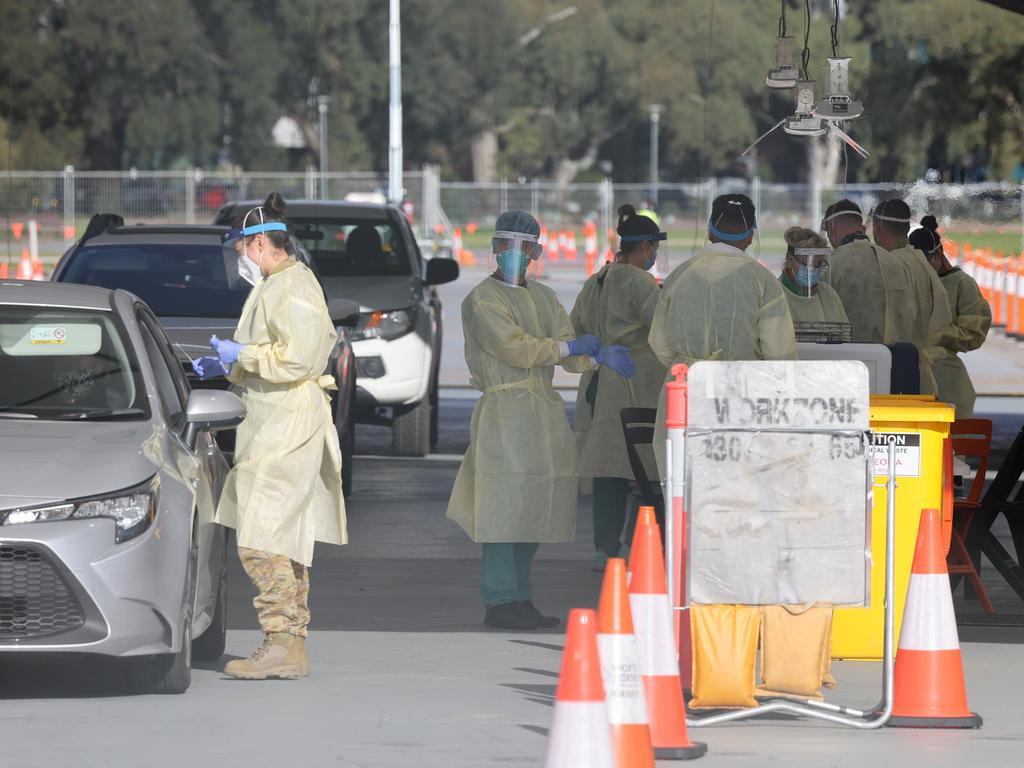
top-left (484, 601), bottom-right (538, 630)
top-left (517, 601), bottom-right (560, 628)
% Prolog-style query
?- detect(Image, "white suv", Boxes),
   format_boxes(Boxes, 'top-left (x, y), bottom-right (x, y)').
top-left (215, 200), bottom-right (459, 456)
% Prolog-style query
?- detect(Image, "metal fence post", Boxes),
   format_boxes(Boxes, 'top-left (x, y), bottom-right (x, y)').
top-left (810, 173), bottom-right (822, 228)
top-left (600, 177), bottom-right (613, 244)
top-left (500, 177), bottom-right (508, 212)
top-left (185, 168), bottom-right (197, 224)
top-left (752, 175), bottom-right (762, 217)
top-left (531, 178), bottom-right (540, 218)
top-left (63, 166), bottom-right (75, 244)
top-left (305, 166), bottom-right (317, 200)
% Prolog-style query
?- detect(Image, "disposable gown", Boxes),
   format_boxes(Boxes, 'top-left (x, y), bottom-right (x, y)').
top-left (780, 279), bottom-right (851, 324)
top-left (648, 242), bottom-right (797, 472)
top-left (570, 263), bottom-right (666, 480)
top-left (927, 268), bottom-right (991, 416)
top-left (828, 238), bottom-right (910, 344)
top-left (889, 246), bottom-right (954, 395)
top-left (216, 260), bottom-right (347, 566)
top-left (447, 276), bottom-right (593, 543)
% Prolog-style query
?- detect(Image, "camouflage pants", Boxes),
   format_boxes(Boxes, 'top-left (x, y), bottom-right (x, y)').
top-left (238, 546), bottom-right (310, 638)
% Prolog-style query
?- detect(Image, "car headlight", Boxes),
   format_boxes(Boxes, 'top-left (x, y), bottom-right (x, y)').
top-left (351, 308), bottom-right (416, 341)
top-left (1, 477), bottom-right (159, 544)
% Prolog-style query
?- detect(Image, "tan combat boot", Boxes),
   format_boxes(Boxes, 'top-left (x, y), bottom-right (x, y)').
top-left (223, 634), bottom-right (306, 680)
top-left (277, 633), bottom-right (311, 677)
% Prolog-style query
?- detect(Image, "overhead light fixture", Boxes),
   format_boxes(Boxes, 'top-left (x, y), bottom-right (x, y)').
top-left (783, 80), bottom-right (826, 136)
top-left (765, 36), bottom-right (799, 89)
top-left (814, 57), bottom-right (864, 121)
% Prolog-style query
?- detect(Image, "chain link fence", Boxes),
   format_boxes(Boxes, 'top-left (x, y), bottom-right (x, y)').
top-left (2, 169), bottom-right (1021, 269)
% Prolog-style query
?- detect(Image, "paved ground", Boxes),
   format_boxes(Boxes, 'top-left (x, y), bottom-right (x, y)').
top-left (3, 260), bottom-right (1024, 766)
top-left (2, 394), bottom-right (1024, 767)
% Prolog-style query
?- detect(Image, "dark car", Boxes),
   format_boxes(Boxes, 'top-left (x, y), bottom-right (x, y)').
top-left (50, 215), bottom-right (360, 495)
top-left (215, 200), bottom-right (459, 456)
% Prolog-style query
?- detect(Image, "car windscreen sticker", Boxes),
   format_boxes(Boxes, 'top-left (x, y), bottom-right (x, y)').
top-left (0, 323), bottom-right (103, 356)
top-left (31, 325), bottom-right (67, 344)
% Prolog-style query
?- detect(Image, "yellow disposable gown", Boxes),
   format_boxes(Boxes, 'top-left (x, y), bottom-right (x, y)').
top-left (216, 260), bottom-right (346, 566)
top-left (570, 263), bottom-right (666, 480)
top-left (828, 238), bottom-right (910, 344)
top-left (648, 242), bottom-right (797, 471)
top-left (889, 245), bottom-right (954, 395)
top-left (927, 268), bottom-right (991, 416)
top-left (447, 276), bottom-right (593, 543)
top-left (780, 278), bottom-right (851, 324)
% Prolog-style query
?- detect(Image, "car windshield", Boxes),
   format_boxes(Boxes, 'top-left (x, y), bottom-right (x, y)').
top-left (62, 243), bottom-right (251, 318)
top-left (0, 307), bottom-right (147, 420)
top-left (290, 218), bottom-right (412, 277)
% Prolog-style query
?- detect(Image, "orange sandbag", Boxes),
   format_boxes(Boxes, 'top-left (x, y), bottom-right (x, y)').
top-left (689, 604), bottom-right (760, 709)
top-left (757, 603), bottom-right (835, 701)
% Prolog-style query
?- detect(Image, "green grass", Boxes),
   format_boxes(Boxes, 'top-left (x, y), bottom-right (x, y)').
top-left (940, 231), bottom-right (1024, 257)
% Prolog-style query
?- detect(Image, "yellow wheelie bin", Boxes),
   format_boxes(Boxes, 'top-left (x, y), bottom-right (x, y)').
top-left (831, 395), bottom-right (955, 660)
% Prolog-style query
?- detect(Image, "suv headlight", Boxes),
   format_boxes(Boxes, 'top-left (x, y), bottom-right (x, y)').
top-left (1, 477), bottom-right (159, 544)
top-left (351, 308), bottom-right (416, 341)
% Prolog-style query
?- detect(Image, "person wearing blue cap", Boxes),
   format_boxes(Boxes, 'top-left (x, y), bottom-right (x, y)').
top-left (648, 194), bottom-right (797, 472)
top-left (447, 209), bottom-right (636, 630)
top-left (202, 192), bottom-right (346, 679)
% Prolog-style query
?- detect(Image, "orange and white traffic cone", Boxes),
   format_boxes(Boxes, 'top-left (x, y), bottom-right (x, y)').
top-left (31, 256), bottom-right (45, 280)
top-left (887, 508), bottom-right (983, 729)
top-left (543, 609), bottom-right (615, 768)
top-left (630, 513), bottom-right (706, 759)
top-left (0, 262), bottom-right (8, 279)
top-left (566, 229), bottom-right (579, 260)
top-left (15, 249), bottom-right (33, 280)
top-left (598, 558), bottom-right (656, 768)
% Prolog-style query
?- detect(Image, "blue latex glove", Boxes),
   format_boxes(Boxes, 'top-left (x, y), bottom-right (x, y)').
top-left (567, 334), bottom-right (601, 357)
top-left (191, 355), bottom-right (228, 380)
top-left (210, 335), bottom-right (242, 366)
top-left (596, 344), bottom-right (636, 379)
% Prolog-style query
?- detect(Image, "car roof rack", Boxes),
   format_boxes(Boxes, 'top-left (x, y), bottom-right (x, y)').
top-left (81, 213), bottom-right (125, 243)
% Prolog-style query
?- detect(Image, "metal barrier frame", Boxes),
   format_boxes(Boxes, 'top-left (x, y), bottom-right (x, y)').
top-left (665, 434), bottom-right (896, 730)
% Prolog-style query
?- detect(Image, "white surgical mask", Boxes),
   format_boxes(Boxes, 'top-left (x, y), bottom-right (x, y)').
top-left (238, 207), bottom-right (266, 286)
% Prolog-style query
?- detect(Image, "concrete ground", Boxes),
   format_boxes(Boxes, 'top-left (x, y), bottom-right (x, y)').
top-left (4, 262), bottom-right (1024, 766)
top-left (2, 394), bottom-right (1023, 767)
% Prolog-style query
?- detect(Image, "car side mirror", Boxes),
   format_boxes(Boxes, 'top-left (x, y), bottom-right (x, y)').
top-left (328, 298), bottom-right (361, 328)
top-left (183, 390), bottom-right (246, 451)
top-left (424, 257), bottom-right (459, 286)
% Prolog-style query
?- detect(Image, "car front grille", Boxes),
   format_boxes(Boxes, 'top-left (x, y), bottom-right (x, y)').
top-left (0, 544), bottom-right (86, 639)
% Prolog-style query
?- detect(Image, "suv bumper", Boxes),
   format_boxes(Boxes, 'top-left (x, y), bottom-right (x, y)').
top-left (352, 332), bottom-right (432, 406)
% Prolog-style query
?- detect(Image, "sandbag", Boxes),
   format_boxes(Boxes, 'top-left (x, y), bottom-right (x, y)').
top-left (689, 604), bottom-right (760, 709)
top-left (757, 603), bottom-right (835, 701)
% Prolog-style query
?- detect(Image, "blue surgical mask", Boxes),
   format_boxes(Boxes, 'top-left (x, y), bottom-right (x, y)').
top-left (496, 249), bottom-right (529, 281)
top-left (795, 265), bottom-right (823, 290)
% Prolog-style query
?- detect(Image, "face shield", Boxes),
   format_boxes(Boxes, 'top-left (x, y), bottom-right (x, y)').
top-left (785, 247), bottom-right (831, 299)
top-left (621, 231), bottom-right (668, 274)
top-left (819, 209), bottom-right (863, 247)
top-left (706, 203), bottom-right (760, 262)
top-left (869, 209), bottom-right (911, 244)
top-left (221, 207), bottom-right (288, 287)
top-left (490, 229), bottom-right (542, 285)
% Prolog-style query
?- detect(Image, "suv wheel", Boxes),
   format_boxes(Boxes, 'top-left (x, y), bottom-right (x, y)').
top-left (392, 397), bottom-right (431, 457)
top-left (429, 378), bottom-right (440, 451)
top-left (191, 562), bottom-right (228, 662)
top-left (341, 405), bottom-right (355, 497)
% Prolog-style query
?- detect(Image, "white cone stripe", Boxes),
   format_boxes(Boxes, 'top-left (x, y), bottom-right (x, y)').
top-left (898, 573), bottom-right (961, 651)
top-left (629, 593), bottom-right (679, 676)
top-left (598, 634), bottom-right (651, 726)
top-left (543, 701), bottom-right (615, 768)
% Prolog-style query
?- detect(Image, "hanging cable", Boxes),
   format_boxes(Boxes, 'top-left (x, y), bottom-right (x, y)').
top-left (831, 0), bottom-right (841, 57)
top-left (778, 0), bottom-right (787, 38)
top-left (800, 0), bottom-right (812, 80)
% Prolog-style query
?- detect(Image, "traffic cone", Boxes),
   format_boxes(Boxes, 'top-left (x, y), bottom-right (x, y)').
top-left (0, 262), bottom-right (8, 279)
top-left (16, 249), bottom-right (33, 280)
top-left (598, 558), bottom-right (656, 768)
top-left (887, 508), bottom-right (983, 729)
top-left (542, 609), bottom-right (615, 768)
top-left (31, 256), bottom-right (45, 280)
top-left (566, 229), bottom-right (579, 260)
top-left (630, 514), bottom-right (706, 759)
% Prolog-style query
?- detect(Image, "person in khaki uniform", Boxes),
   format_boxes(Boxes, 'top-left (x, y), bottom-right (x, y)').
top-left (871, 199), bottom-right (954, 395)
top-left (570, 205), bottom-right (667, 571)
top-left (822, 199), bottom-right (911, 345)
top-left (205, 193), bottom-right (346, 679)
top-left (911, 216), bottom-right (991, 416)
top-left (777, 227), bottom-right (850, 324)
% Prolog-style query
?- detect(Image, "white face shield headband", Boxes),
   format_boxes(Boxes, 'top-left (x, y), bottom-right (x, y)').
top-left (221, 207), bottom-right (288, 286)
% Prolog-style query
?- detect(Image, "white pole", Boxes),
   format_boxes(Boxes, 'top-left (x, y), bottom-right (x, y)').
top-left (388, 0), bottom-right (403, 204)
top-left (28, 220), bottom-right (39, 260)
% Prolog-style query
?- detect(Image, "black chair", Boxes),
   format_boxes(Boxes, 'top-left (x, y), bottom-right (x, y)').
top-left (619, 407), bottom-right (665, 532)
top-left (965, 423), bottom-right (1024, 600)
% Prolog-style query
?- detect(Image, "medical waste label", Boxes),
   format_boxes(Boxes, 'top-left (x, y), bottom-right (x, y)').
top-left (870, 432), bottom-right (921, 477)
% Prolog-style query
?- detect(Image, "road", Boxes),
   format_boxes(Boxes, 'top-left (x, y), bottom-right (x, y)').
top-left (2, 392), bottom-right (1023, 767)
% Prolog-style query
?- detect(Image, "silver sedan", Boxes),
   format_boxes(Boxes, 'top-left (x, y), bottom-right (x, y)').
top-left (0, 280), bottom-right (245, 693)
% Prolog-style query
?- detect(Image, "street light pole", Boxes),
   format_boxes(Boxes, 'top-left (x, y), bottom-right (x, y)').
top-left (318, 95), bottom-right (329, 200)
top-left (388, 0), bottom-right (403, 204)
top-left (648, 104), bottom-right (663, 206)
